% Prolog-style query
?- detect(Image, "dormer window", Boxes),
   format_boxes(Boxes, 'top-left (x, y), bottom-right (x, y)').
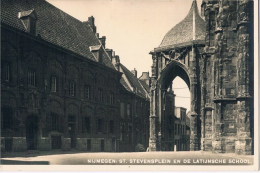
top-left (18, 9), bottom-right (37, 35)
top-left (89, 45), bottom-right (103, 63)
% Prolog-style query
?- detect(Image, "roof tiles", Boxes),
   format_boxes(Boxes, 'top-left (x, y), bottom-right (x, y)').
top-left (1, 0), bottom-right (114, 69)
top-left (158, 0), bottom-right (205, 50)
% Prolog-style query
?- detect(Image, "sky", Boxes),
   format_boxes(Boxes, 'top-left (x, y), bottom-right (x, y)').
top-left (47, 0), bottom-right (203, 111)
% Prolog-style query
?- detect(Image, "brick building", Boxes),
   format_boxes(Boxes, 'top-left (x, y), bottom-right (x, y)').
top-left (1, 0), bottom-right (149, 152)
top-left (174, 107), bottom-right (190, 151)
top-left (108, 52), bottom-right (150, 152)
top-left (161, 88), bottom-right (190, 151)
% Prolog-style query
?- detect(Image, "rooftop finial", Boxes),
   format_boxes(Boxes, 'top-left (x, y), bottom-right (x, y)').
top-left (193, 0), bottom-right (196, 41)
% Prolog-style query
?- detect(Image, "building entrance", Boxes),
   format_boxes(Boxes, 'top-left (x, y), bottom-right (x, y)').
top-left (26, 115), bottom-right (39, 150)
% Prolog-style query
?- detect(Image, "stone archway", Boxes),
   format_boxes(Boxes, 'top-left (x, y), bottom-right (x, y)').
top-left (149, 45), bottom-right (202, 152)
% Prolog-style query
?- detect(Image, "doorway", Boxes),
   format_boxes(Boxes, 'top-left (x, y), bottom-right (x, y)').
top-left (26, 115), bottom-right (39, 150)
top-left (68, 115), bottom-right (76, 148)
top-left (51, 135), bottom-right (61, 149)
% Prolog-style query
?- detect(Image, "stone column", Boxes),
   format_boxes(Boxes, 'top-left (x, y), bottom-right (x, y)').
top-left (189, 46), bottom-right (199, 151)
top-left (235, 0), bottom-right (253, 155)
top-left (200, 53), bottom-right (208, 151)
top-left (211, 1), bottom-right (225, 153)
top-left (204, 104), bottom-right (213, 151)
top-left (149, 53), bottom-right (158, 151)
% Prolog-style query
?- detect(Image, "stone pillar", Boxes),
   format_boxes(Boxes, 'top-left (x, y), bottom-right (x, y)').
top-left (204, 104), bottom-right (213, 151)
top-left (149, 53), bottom-right (158, 151)
top-left (190, 111), bottom-right (199, 151)
top-left (189, 46), bottom-right (199, 151)
top-left (235, 0), bottom-right (253, 155)
top-left (211, 1), bottom-right (224, 153)
top-left (200, 53), bottom-right (208, 151)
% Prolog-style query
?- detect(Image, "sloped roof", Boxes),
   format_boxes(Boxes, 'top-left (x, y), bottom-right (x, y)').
top-left (119, 64), bottom-right (148, 99)
top-left (156, 0), bottom-right (205, 51)
top-left (139, 80), bottom-right (150, 93)
top-left (1, 0), bottom-right (114, 69)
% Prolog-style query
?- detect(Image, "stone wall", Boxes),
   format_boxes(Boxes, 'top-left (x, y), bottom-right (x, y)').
top-left (203, 0), bottom-right (254, 155)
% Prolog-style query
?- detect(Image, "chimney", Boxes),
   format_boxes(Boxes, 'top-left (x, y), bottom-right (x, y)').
top-left (131, 68), bottom-right (137, 77)
top-left (88, 16), bottom-right (96, 33)
top-left (18, 9), bottom-right (37, 35)
top-left (139, 72), bottom-right (150, 86)
top-left (99, 36), bottom-right (106, 48)
top-left (112, 55), bottom-right (120, 71)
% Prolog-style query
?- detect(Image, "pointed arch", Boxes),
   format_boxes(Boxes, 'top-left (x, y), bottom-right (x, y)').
top-left (158, 60), bottom-right (190, 90)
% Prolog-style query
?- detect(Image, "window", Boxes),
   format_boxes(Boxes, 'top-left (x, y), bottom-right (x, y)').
top-left (28, 69), bottom-right (36, 86)
top-left (84, 85), bottom-right (91, 99)
top-left (51, 76), bottom-right (57, 92)
top-left (109, 120), bottom-right (114, 133)
top-left (127, 104), bottom-right (131, 117)
top-left (109, 92), bottom-right (115, 104)
top-left (2, 62), bottom-right (10, 82)
top-left (97, 118), bottom-right (103, 133)
top-left (98, 88), bottom-right (104, 102)
top-left (69, 81), bottom-right (76, 96)
top-left (120, 103), bottom-right (124, 118)
top-left (82, 117), bottom-right (90, 133)
top-left (51, 113), bottom-right (60, 131)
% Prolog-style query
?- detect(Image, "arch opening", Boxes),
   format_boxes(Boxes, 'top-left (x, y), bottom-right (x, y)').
top-left (158, 60), bottom-right (192, 152)
top-left (158, 60), bottom-right (190, 91)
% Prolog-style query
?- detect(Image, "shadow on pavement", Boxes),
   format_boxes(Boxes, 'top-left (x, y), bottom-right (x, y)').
top-left (1, 159), bottom-right (49, 165)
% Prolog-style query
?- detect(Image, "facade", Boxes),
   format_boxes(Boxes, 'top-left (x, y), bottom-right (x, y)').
top-left (149, 0), bottom-right (254, 155)
top-left (110, 55), bottom-right (150, 152)
top-left (1, 0), bottom-right (149, 152)
top-left (160, 87), bottom-right (190, 152)
top-left (174, 107), bottom-right (190, 151)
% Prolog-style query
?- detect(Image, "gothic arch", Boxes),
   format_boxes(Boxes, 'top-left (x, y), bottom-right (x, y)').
top-left (158, 60), bottom-right (191, 90)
